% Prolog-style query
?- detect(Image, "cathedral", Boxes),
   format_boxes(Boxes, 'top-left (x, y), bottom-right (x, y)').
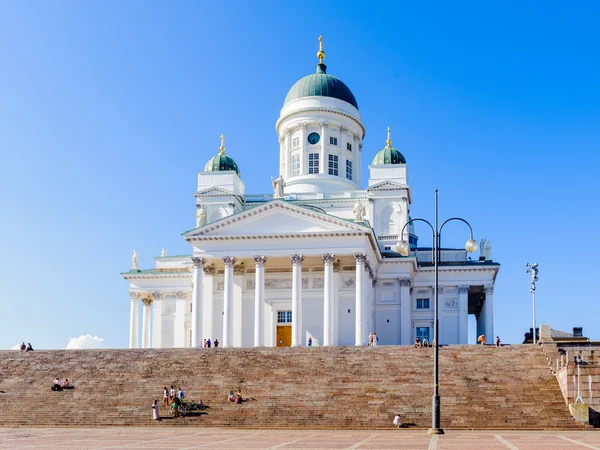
top-left (122, 38), bottom-right (499, 349)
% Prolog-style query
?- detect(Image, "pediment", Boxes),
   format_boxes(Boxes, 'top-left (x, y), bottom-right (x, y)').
top-left (195, 187), bottom-right (240, 198)
top-left (184, 201), bottom-right (370, 239)
top-left (367, 180), bottom-right (409, 191)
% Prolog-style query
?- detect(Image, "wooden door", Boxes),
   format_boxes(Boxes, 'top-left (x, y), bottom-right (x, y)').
top-left (276, 326), bottom-right (292, 347)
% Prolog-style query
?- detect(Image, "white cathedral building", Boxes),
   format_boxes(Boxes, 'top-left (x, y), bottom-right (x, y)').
top-left (122, 39), bottom-right (499, 349)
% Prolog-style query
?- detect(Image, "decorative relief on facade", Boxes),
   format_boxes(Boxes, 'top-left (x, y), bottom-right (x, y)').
top-left (234, 262), bottom-right (245, 275)
top-left (399, 278), bottom-right (412, 288)
top-left (342, 277), bottom-right (356, 287)
top-left (341, 266), bottom-right (354, 271)
top-left (217, 281), bottom-right (224, 291)
top-left (265, 279), bottom-right (292, 289)
top-left (322, 254), bottom-right (335, 264)
top-left (253, 256), bottom-right (267, 267)
top-left (265, 268), bottom-right (292, 273)
top-left (302, 278), bottom-right (309, 289)
top-left (417, 289), bottom-right (428, 294)
top-left (382, 281), bottom-right (395, 287)
top-left (313, 277), bottom-right (324, 288)
top-left (290, 254), bottom-right (304, 266)
top-left (203, 264), bottom-right (216, 276)
top-left (485, 285), bottom-right (495, 294)
top-left (437, 286), bottom-right (444, 295)
top-left (444, 299), bottom-right (458, 309)
top-left (163, 303), bottom-right (176, 315)
top-left (457, 286), bottom-right (469, 294)
top-left (191, 257), bottom-right (205, 269)
top-left (152, 291), bottom-right (164, 300)
top-left (222, 256), bottom-right (237, 268)
top-left (175, 291), bottom-right (189, 299)
top-left (246, 280), bottom-right (256, 290)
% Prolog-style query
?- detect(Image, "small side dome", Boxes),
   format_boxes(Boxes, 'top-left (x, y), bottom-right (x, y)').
top-left (408, 217), bottom-right (418, 250)
top-left (204, 134), bottom-right (240, 177)
top-left (371, 127), bottom-right (406, 165)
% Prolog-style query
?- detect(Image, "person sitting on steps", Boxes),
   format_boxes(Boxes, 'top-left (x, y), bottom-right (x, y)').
top-left (235, 389), bottom-right (243, 404)
top-left (393, 414), bottom-right (403, 428)
top-left (413, 337), bottom-right (421, 348)
top-left (422, 338), bottom-right (429, 348)
top-left (52, 378), bottom-right (62, 391)
top-left (26, 343), bottom-right (34, 352)
top-left (20, 342), bottom-right (26, 352)
top-left (228, 391), bottom-right (235, 403)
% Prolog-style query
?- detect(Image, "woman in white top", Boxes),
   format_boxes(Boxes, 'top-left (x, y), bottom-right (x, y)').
top-left (393, 414), bottom-right (402, 428)
top-left (163, 387), bottom-right (169, 407)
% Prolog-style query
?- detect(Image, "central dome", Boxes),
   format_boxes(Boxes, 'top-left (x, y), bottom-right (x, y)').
top-left (284, 63), bottom-right (359, 110)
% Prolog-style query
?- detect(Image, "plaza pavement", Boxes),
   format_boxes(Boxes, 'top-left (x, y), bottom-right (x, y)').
top-left (1, 428), bottom-right (600, 449)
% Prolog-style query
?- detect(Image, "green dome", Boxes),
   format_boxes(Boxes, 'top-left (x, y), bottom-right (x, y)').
top-left (204, 152), bottom-right (240, 177)
top-left (371, 146), bottom-right (406, 165)
top-left (284, 64), bottom-right (358, 110)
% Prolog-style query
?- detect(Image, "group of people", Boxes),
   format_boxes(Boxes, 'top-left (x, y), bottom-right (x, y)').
top-left (19, 342), bottom-right (34, 352)
top-left (413, 337), bottom-right (430, 348)
top-left (51, 377), bottom-right (72, 391)
top-left (368, 332), bottom-right (379, 346)
top-left (228, 389), bottom-right (243, 404)
top-left (152, 385), bottom-right (186, 420)
top-left (202, 338), bottom-right (219, 348)
top-left (478, 335), bottom-right (502, 346)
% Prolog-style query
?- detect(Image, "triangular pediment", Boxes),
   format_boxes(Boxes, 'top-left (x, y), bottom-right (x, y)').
top-left (183, 201), bottom-right (371, 239)
top-left (367, 180), bottom-right (409, 191)
top-left (195, 187), bottom-right (240, 197)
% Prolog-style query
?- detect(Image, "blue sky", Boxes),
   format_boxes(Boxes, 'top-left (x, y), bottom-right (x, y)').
top-left (1, 1), bottom-right (599, 349)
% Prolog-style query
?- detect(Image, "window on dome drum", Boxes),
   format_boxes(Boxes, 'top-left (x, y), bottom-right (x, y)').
top-left (416, 327), bottom-right (430, 343)
top-left (347, 142), bottom-right (352, 151)
top-left (416, 298), bottom-right (430, 309)
top-left (308, 153), bottom-right (319, 174)
top-left (189, 303), bottom-right (193, 313)
top-left (292, 137), bottom-right (300, 147)
top-left (346, 160), bottom-right (352, 180)
top-left (292, 154), bottom-right (300, 177)
top-left (329, 137), bottom-right (338, 145)
top-left (328, 154), bottom-right (339, 176)
top-left (277, 310), bottom-right (292, 323)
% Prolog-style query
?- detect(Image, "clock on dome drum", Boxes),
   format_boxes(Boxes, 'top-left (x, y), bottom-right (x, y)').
top-left (307, 132), bottom-right (320, 145)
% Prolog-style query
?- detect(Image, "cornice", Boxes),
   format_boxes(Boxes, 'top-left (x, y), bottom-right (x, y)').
top-left (122, 272), bottom-right (191, 280)
top-left (276, 107), bottom-right (365, 138)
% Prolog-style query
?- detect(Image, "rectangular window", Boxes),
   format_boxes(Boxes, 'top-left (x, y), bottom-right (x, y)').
top-left (278, 310), bottom-right (292, 323)
top-left (292, 137), bottom-right (300, 147)
top-left (329, 137), bottom-right (338, 145)
top-left (189, 303), bottom-right (193, 313)
top-left (416, 298), bottom-right (430, 309)
top-left (189, 329), bottom-right (192, 347)
top-left (346, 160), bottom-right (352, 180)
top-left (328, 154), bottom-right (339, 176)
top-left (308, 153), bottom-right (319, 174)
top-left (292, 154), bottom-right (300, 177)
top-left (347, 142), bottom-right (352, 151)
top-left (416, 327), bottom-right (430, 343)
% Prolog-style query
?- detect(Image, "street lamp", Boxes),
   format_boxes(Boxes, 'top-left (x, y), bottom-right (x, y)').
top-left (395, 189), bottom-right (478, 435)
top-left (574, 353), bottom-right (584, 404)
top-left (526, 263), bottom-right (539, 344)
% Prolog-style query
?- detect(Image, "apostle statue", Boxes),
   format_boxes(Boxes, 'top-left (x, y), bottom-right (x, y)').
top-left (132, 250), bottom-right (139, 269)
top-left (196, 204), bottom-right (207, 228)
top-left (479, 238), bottom-right (487, 258)
top-left (161, 248), bottom-right (166, 257)
top-left (353, 201), bottom-right (366, 222)
top-left (271, 175), bottom-right (285, 199)
top-left (485, 240), bottom-right (492, 260)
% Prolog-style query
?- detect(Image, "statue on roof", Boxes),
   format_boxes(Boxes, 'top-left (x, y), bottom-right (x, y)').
top-left (161, 248), bottom-right (166, 257)
top-left (272, 175), bottom-right (285, 199)
top-left (353, 201), bottom-right (366, 223)
top-left (132, 250), bottom-right (139, 270)
top-left (485, 240), bottom-right (492, 260)
top-left (196, 204), bottom-right (207, 228)
top-left (480, 238), bottom-right (486, 258)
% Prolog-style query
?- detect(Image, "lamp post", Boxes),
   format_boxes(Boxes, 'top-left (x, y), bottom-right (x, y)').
top-left (526, 263), bottom-right (539, 344)
top-left (395, 189), bottom-right (478, 435)
top-left (574, 352), bottom-right (584, 404)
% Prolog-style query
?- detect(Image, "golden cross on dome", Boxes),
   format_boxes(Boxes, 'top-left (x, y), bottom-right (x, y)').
top-left (219, 134), bottom-right (225, 154)
top-left (317, 35), bottom-right (325, 64)
top-left (386, 126), bottom-right (392, 148)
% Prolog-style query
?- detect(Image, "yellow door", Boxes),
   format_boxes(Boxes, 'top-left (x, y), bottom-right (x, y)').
top-left (276, 326), bottom-right (292, 347)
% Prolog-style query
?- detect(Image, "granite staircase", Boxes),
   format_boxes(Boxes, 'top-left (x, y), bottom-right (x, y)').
top-left (0, 345), bottom-right (583, 429)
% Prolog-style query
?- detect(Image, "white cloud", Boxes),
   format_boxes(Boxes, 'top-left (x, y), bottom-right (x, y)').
top-left (10, 344), bottom-right (21, 350)
top-left (65, 334), bottom-right (104, 349)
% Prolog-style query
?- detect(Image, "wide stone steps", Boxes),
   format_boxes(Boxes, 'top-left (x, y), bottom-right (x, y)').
top-left (0, 345), bottom-right (583, 429)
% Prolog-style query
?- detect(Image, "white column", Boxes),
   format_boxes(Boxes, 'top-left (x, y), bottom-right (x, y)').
top-left (291, 254), bottom-right (304, 346)
top-left (399, 279), bottom-right (412, 345)
top-left (299, 123), bottom-right (307, 175)
top-left (484, 285), bottom-right (494, 344)
top-left (202, 265), bottom-right (215, 344)
top-left (141, 296), bottom-right (152, 348)
top-left (339, 126), bottom-right (347, 180)
top-left (322, 254), bottom-right (335, 346)
top-left (320, 122), bottom-right (328, 174)
top-left (191, 257), bottom-right (205, 348)
top-left (151, 291), bottom-right (164, 348)
top-left (354, 254), bottom-right (367, 346)
top-left (129, 292), bottom-right (139, 348)
top-left (333, 262), bottom-right (341, 345)
top-left (354, 135), bottom-right (361, 186)
top-left (254, 256), bottom-right (267, 347)
top-left (458, 285), bottom-right (469, 344)
top-left (174, 291), bottom-right (187, 348)
top-left (222, 257), bottom-right (236, 348)
top-left (232, 264), bottom-right (244, 347)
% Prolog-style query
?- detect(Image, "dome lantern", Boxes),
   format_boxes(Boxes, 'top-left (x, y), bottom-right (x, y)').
top-left (204, 134), bottom-right (240, 177)
top-left (371, 127), bottom-right (407, 165)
